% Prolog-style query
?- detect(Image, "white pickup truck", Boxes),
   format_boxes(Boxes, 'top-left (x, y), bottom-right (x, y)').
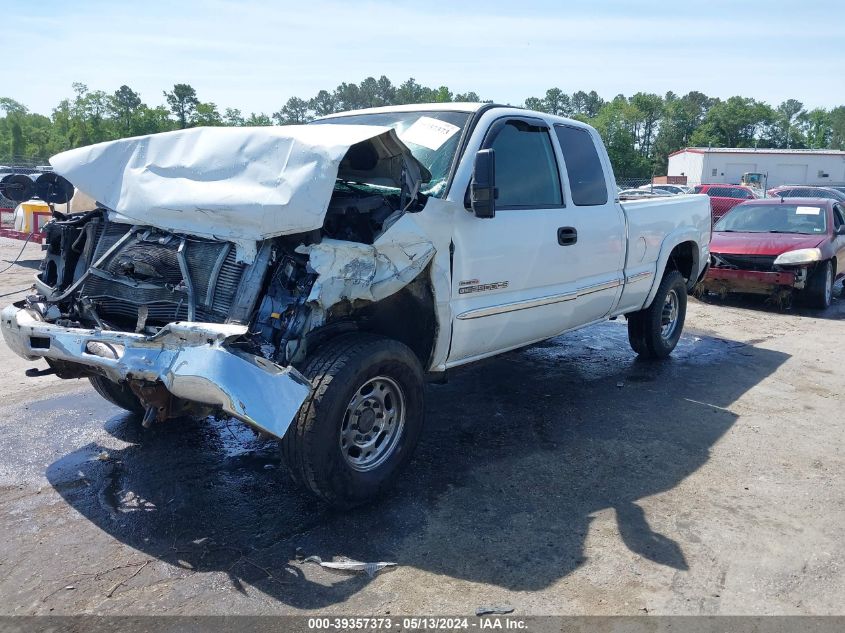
top-left (1, 103), bottom-right (711, 506)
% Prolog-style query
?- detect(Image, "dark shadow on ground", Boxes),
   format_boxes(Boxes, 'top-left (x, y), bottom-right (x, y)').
top-left (46, 321), bottom-right (789, 608)
top-left (4, 257), bottom-right (42, 271)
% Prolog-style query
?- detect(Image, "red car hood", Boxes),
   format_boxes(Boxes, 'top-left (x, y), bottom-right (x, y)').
top-left (710, 232), bottom-right (825, 256)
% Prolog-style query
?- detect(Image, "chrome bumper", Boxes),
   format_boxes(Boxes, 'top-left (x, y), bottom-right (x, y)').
top-left (0, 304), bottom-right (311, 438)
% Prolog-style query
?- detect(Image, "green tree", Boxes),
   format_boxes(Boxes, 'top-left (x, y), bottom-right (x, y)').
top-left (245, 112), bottom-right (272, 126)
top-left (376, 76), bottom-right (396, 105)
top-left (572, 90), bottom-right (604, 118)
top-left (433, 86), bottom-right (453, 103)
top-left (799, 108), bottom-right (832, 148)
top-left (132, 105), bottom-right (173, 136)
top-left (64, 83), bottom-right (112, 147)
top-left (396, 78), bottom-right (425, 105)
top-left (310, 90), bottom-right (337, 117)
top-left (333, 82), bottom-right (364, 111)
top-left (272, 97), bottom-right (311, 125)
top-left (358, 77), bottom-right (383, 108)
top-left (109, 85), bottom-right (142, 136)
top-left (628, 92), bottom-right (664, 159)
top-left (592, 96), bottom-right (650, 177)
top-left (454, 91), bottom-right (481, 102)
top-left (766, 99), bottom-right (806, 148)
top-left (0, 98), bottom-right (28, 158)
top-left (223, 108), bottom-right (245, 126)
top-left (652, 91), bottom-right (716, 171)
top-left (193, 102), bottom-right (223, 126)
top-left (826, 106), bottom-right (845, 149)
top-left (164, 83), bottom-right (199, 129)
top-left (523, 97), bottom-right (547, 112)
top-left (544, 88), bottom-right (571, 116)
top-left (690, 96), bottom-right (774, 147)
top-left (0, 98), bottom-right (28, 116)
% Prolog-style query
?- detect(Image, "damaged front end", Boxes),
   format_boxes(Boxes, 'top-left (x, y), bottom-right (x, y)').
top-left (1, 125), bottom-right (437, 439)
top-left (2, 306), bottom-right (312, 435)
top-left (701, 253), bottom-right (807, 303)
top-left (1, 211), bottom-right (322, 436)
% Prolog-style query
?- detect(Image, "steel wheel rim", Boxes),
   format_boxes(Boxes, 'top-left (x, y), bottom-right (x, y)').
top-left (661, 289), bottom-right (680, 340)
top-left (340, 375), bottom-right (406, 472)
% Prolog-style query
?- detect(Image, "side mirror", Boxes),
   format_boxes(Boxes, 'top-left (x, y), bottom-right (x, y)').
top-left (35, 173), bottom-right (75, 204)
top-left (470, 149), bottom-right (497, 219)
top-left (0, 174), bottom-right (34, 202)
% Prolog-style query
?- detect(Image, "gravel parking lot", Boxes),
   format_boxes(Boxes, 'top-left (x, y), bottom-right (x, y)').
top-left (0, 236), bottom-right (843, 616)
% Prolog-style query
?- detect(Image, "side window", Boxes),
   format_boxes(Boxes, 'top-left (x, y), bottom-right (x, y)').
top-left (487, 120), bottom-right (562, 208)
top-left (834, 205), bottom-right (845, 229)
top-left (554, 125), bottom-right (608, 206)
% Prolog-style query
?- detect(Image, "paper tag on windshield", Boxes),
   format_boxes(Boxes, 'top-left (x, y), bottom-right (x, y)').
top-left (401, 116), bottom-right (460, 150)
top-left (796, 206), bottom-right (821, 215)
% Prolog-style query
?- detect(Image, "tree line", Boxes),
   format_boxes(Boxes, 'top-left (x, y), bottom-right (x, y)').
top-left (1, 77), bottom-right (844, 178)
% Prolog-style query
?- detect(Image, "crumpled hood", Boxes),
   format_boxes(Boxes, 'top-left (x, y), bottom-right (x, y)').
top-left (49, 124), bottom-right (428, 254)
top-left (711, 231), bottom-right (825, 256)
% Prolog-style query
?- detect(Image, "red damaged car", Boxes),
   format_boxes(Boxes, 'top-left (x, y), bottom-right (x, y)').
top-left (692, 184), bottom-right (758, 221)
top-left (702, 198), bottom-right (845, 308)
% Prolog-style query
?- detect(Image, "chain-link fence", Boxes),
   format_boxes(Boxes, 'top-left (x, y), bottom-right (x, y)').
top-left (0, 157), bottom-right (50, 169)
top-left (615, 177), bottom-right (652, 192)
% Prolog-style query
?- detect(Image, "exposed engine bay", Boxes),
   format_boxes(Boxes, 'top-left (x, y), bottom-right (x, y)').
top-left (33, 175), bottom-right (422, 357)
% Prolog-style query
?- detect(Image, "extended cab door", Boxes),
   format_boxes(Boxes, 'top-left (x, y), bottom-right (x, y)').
top-left (552, 124), bottom-right (626, 324)
top-left (447, 116), bottom-right (624, 365)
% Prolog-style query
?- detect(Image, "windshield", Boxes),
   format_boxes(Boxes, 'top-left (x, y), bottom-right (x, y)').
top-left (715, 203), bottom-right (828, 234)
top-left (313, 110), bottom-right (471, 197)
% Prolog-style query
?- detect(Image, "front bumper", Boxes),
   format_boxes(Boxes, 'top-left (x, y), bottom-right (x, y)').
top-left (0, 304), bottom-right (312, 438)
top-left (701, 267), bottom-right (797, 296)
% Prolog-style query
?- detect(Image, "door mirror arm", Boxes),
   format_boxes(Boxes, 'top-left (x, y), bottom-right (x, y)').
top-left (470, 149), bottom-right (497, 219)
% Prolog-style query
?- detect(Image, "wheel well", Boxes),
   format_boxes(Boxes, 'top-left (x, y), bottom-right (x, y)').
top-left (665, 241), bottom-right (697, 284)
top-left (309, 266), bottom-right (438, 369)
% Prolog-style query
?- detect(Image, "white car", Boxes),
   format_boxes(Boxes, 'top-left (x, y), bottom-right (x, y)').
top-left (638, 184), bottom-right (690, 195)
top-left (619, 188), bottom-right (674, 199)
top-left (2, 103), bottom-right (711, 506)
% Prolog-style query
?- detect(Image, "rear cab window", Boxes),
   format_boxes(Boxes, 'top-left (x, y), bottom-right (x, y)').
top-left (554, 124), bottom-right (608, 206)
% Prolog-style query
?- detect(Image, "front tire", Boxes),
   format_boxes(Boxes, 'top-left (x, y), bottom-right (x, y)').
top-left (281, 333), bottom-right (425, 508)
top-left (805, 260), bottom-right (833, 309)
top-left (88, 375), bottom-right (144, 414)
top-left (627, 270), bottom-right (687, 359)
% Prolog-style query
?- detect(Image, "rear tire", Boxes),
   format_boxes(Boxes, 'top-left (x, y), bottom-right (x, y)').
top-left (281, 333), bottom-right (425, 508)
top-left (805, 260), bottom-right (833, 309)
top-left (627, 270), bottom-right (687, 359)
top-left (88, 375), bottom-right (144, 414)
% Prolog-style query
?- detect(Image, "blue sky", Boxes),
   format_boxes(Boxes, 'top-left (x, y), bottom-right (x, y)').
top-left (8, 0), bottom-right (845, 115)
